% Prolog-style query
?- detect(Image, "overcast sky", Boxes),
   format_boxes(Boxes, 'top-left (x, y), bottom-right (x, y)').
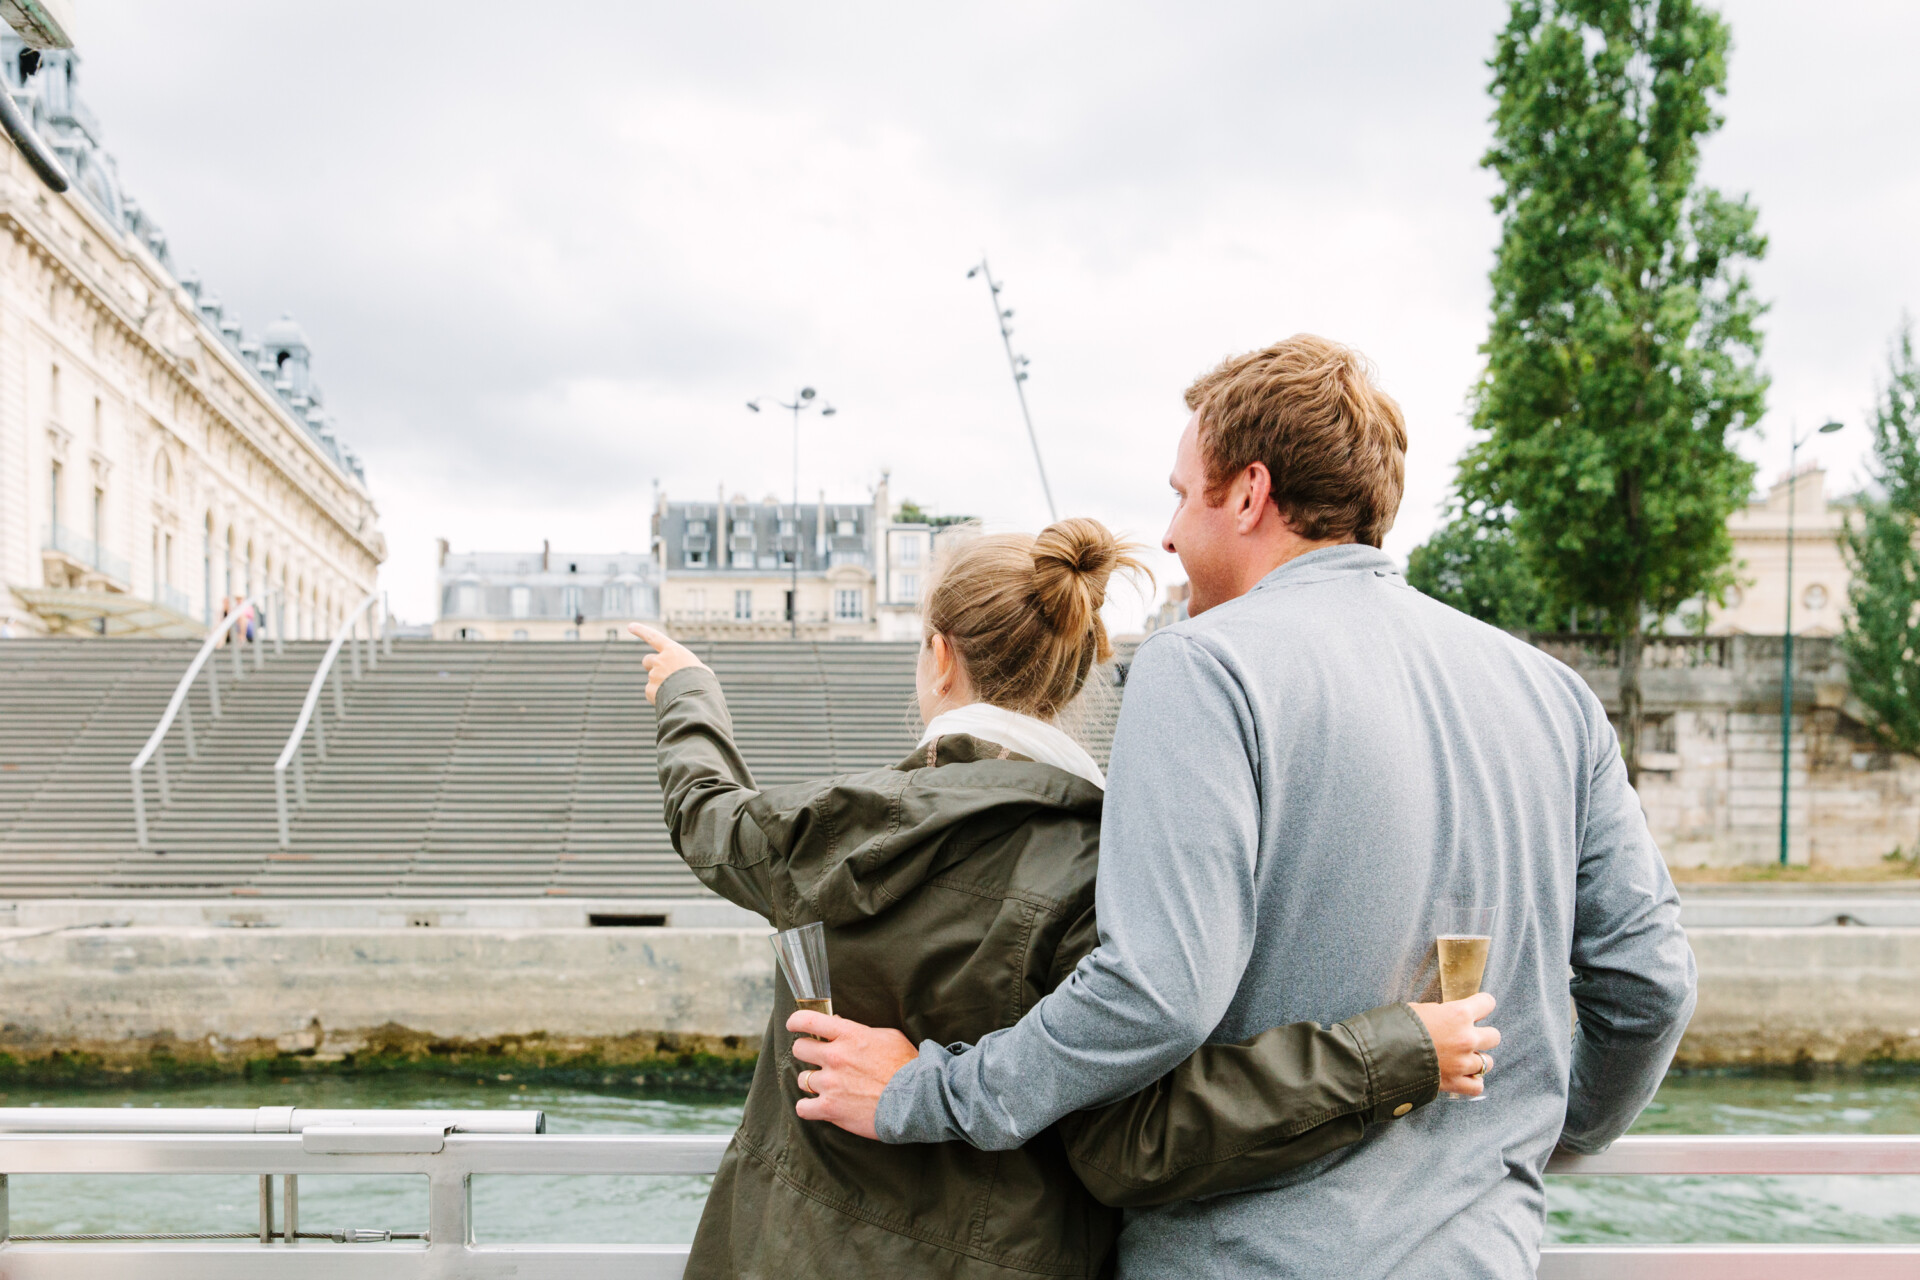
top-left (74, 2), bottom-right (1920, 630)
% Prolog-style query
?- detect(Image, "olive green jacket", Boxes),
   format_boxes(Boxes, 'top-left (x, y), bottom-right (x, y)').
top-left (656, 668), bottom-right (1438, 1279)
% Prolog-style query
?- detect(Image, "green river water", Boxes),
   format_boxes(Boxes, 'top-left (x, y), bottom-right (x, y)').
top-left (2, 1072), bottom-right (1916, 1246)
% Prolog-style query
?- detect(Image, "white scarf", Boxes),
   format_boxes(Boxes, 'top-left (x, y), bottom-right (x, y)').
top-left (917, 702), bottom-right (1106, 790)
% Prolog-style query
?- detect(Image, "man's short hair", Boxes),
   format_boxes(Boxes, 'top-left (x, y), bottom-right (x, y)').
top-left (1184, 335), bottom-right (1408, 548)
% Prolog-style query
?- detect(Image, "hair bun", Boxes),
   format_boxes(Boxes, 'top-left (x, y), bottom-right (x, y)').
top-left (1032, 518), bottom-right (1129, 660)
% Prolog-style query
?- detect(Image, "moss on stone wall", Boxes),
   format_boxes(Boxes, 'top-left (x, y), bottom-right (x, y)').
top-left (0, 1024), bottom-right (760, 1091)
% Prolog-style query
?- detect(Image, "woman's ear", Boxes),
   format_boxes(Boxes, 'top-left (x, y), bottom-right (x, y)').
top-left (929, 632), bottom-right (953, 695)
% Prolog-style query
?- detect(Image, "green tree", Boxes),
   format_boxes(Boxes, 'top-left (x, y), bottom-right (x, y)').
top-left (1841, 323), bottom-right (1920, 756)
top-left (1463, 0), bottom-right (1768, 783)
top-left (1406, 508), bottom-right (1561, 632)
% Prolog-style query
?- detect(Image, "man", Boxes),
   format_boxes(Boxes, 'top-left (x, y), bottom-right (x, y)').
top-left (792, 334), bottom-right (1697, 1278)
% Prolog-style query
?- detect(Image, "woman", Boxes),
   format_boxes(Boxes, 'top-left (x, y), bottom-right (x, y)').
top-left (631, 518), bottom-right (1495, 1279)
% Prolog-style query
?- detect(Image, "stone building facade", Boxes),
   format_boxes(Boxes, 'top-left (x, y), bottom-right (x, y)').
top-left (651, 482), bottom-right (885, 642)
top-left (0, 38), bottom-right (382, 639)
top-left (1542, 634), bottom-right (1920, 868)
top-left (433, 541), bottom-right (657, 641)
top-left (1709, 466), bottom-right (1853, 637)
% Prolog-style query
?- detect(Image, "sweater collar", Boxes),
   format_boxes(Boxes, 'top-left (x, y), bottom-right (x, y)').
top-left (1247, 543), bottom-right (1398, 594)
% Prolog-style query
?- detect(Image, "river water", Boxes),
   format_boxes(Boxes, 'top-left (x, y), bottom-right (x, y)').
top-left (3, 1072), bottom-right (1915, 1246)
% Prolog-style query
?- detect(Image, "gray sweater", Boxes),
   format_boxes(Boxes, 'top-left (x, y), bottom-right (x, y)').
top-left (877, 544), bottom-right (1696, 1279)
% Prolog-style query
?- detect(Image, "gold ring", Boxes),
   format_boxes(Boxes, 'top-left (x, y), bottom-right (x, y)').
top-left (1477, 1052), bottom-right (1493, 1077)
top-left (798, 1069), bottom-right (813, 1094)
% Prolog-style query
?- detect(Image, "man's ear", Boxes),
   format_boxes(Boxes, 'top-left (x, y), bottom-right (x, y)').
top-left (1233, 463), bottom-right (1275, 535)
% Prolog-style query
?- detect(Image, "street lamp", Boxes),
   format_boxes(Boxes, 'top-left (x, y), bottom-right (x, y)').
top-left (966, 258), bottom-right (1058, 522)
top-left (746, 388), bottom-right (837, 640)
top-left (1778, 418), bottom-right (1845, 866)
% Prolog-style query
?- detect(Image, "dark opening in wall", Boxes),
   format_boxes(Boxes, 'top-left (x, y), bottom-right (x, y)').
top-left (588, 913), bottom-right (668, 928)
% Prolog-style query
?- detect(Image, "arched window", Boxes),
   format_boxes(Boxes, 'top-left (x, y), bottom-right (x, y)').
top-left (152, 449), bottom-right (174, 501)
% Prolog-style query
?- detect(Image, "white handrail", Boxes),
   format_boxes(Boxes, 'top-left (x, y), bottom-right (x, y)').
top-left (0, 1132), bottom-right (1913, 1278)
top-left (274, 591), bottom-right (385, 849)
top-left (128, 593), bottom-right (278, 848)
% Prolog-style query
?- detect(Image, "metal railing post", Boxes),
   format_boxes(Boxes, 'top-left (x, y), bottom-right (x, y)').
top-left (274, 768), bottom-right (291, 850)
top-left (253, 617), bottom-right (265, 670)
top-left (205, 660), bottom-right (220, 721)
top-left (312, 703), bottom-right (327, 761)
top-left (274, 594), bottom-right (285, 657)
top-left (349, 618), bottom-right (363, 680)
top-left (283, 1172), bottom-right (297, 1243)
top-left (154, 748), bottom-right (171, 807)
top-left (331, 664), bottom-right (346, 721)
top-left (130, 767), bottom-right (149, 847)
top-left (382, 592), bottom-right (393, 656)
top-left (258, 1173), bottom-right (273, 1244)
top-left (180, 697), bottom-right (196, 759)
top-left (231, 630), bottom-right (244, 681)
top-left (293, 751), bottom-right (308, 807)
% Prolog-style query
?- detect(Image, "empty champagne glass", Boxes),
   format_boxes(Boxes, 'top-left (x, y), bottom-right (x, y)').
top-left (771, 921), bottom-right (832, 1019)
top-left (1438, 901), bottom-right (1496, 1101)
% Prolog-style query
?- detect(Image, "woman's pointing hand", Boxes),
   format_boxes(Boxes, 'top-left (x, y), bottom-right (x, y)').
top-left (629, 622), bottom-right (709, 704)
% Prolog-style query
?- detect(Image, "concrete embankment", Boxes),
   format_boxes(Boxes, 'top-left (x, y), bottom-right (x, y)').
top-left (0, 924), bottom-right (1915, 1086)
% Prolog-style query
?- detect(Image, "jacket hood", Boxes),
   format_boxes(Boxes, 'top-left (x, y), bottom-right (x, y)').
top-left (743, 733), bottom-right (1104, 928)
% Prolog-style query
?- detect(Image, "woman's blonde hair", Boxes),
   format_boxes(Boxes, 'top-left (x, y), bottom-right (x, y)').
top-left (924, 517), bottom-right (1150, 721)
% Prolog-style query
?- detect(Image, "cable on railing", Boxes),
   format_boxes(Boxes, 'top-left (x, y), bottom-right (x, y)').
top-left (127, 592), bottom-right (280, 848)
top-left (274, 591), bottom-right (386, 849)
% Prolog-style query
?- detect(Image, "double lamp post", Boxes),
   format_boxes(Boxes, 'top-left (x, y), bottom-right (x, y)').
top-left (1777, 418), bottom-right (1844, 866)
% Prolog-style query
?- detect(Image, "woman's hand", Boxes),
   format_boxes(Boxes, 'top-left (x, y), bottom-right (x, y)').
top-left (1409, 993), bottom-right (1501, 1097)
top-left (628, 622), bottom-right (710, 704)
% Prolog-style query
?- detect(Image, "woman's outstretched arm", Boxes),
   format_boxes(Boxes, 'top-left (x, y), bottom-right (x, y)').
top-left (637, 624), bottom-right (779, 921)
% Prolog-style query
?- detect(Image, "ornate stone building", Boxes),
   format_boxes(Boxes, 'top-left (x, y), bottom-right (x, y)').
top-left (0, 38), bottom-right (382, 639)
top-left (1709, 466), bottom-right (1853, 638)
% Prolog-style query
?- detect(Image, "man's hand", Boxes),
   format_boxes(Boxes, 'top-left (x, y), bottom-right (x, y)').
top-left (1409, 993), bottom-right (1501, 1097)
top-left (787, 1010), bottom-right (919, 1140)
top-left (628, 622), bottom-right (709, 704)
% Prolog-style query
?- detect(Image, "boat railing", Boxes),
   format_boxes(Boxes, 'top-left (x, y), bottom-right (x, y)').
top-left (273, 590), bottom-right (389, 848)
top-left (0, 1125), bottom-right (1914, 1278)
top-left (128, 592), bottom-right (283, 847)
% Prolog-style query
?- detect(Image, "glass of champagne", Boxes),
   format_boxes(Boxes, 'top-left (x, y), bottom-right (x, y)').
top-left (1438, 901), bottom-right (1495, 1101)
top-left (771, 921), bottom-right (832, 1019)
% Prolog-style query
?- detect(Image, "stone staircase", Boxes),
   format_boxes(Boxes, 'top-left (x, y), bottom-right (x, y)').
top-left (0, 639), bottom-right (926, 898)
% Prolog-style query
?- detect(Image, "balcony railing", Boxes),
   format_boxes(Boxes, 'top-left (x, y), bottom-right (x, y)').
top-left (0, 1124), bottom-right (1912, 1278)
top-left (41, 523), bottom-right (129, 583)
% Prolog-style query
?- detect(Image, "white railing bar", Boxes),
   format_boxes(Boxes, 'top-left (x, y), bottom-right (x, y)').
top-left (0, 1108), bottom-right (543, 1135)
top-left (1544, 1134), bottom-right (1920, 1176)
top-left (0, 1242), bottom-right (695, 1280)
top-left (2, 1132), bottom-right (1914, 1178)
top-left (1536, 1245), bottom-right (1920, 1279)
top-left (274, 592), bottom-right (382, 850)
top-left (128, 593), bottom-right (276, 849)
top-left (0, 1133), bottom-right (729, 1176)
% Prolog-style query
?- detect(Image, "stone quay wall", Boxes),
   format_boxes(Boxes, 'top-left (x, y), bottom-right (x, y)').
top-left (1, 925), bottom-right (1914, 1083)
top-left (1539, 634), bottom-right (1920, 868)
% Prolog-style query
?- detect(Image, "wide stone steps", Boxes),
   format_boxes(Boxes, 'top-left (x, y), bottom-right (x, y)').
top-left (0, 638), bottom-right (926, 898)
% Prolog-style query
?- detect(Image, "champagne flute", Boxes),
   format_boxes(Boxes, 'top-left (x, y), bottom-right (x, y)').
top-left (771, 921), bottom-right (832, 1019)
top-left (1438, 901), bottom-right (1495, 1101)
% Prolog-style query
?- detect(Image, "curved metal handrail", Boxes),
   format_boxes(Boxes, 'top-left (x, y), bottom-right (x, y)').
top-left (274, 591), bottom-right (387, 848)
top-left (128, 594), bottom-right (280, 847)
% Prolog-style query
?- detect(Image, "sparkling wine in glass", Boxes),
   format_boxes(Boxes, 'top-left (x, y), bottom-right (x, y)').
top-left (1438, 902), bottom-right (1495, 1101)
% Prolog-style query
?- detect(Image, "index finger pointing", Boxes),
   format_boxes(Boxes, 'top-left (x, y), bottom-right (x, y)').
top-left (627, 622), bottom-right (672, 650)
